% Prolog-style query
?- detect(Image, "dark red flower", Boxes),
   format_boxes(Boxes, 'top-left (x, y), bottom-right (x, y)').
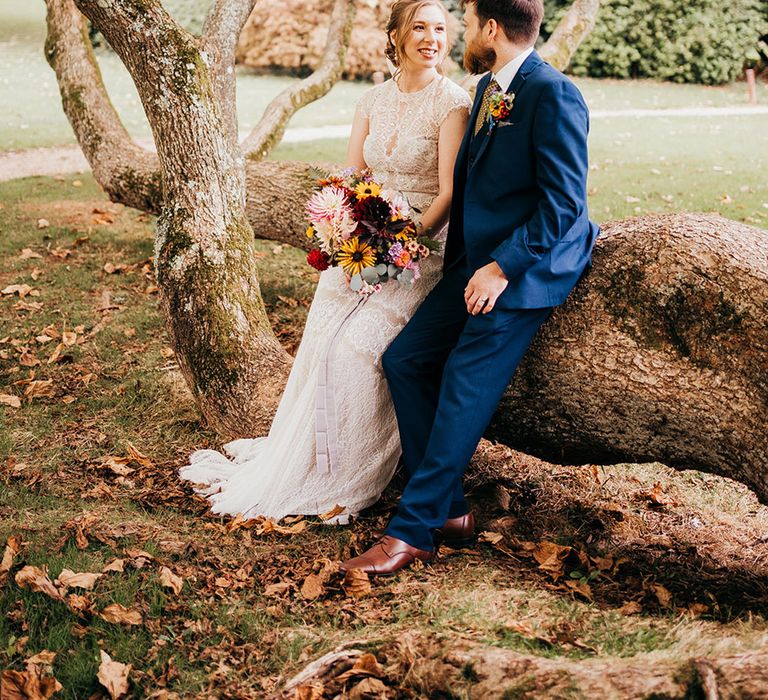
top-left (307, 249), bottom-right (331, 271)
top-left (353, 195), bottom-right (391, 228)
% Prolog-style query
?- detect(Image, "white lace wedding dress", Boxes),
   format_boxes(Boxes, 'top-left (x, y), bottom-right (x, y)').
top-left (179, 75), bottom-right (471, 523)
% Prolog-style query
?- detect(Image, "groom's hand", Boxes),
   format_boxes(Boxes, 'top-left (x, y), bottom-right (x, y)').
top-left (464, 262), bottom-right (508, 315)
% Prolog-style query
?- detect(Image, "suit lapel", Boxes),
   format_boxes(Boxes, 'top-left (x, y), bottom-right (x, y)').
top-left (468, 51), bottom-right (544, 173)
top-left (454, 72), bottom-right (491, 180)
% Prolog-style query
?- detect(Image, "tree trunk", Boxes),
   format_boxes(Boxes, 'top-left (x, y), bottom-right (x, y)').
top-left (63, 0), bottom-right (292, 437)
top-left (280, 636), bottom-right (768, 699)
top-left (489, 213), bottom-right (768, 503)
top-left (540, 0), bottom-right (602, 71)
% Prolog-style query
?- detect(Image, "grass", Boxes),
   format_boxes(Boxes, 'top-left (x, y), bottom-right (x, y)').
top-left (0, 176), bottom-right (767, 697)
top-left (1, 0), bottom-right (764, 152)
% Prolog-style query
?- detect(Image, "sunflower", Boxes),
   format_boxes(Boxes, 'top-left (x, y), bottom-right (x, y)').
top-left (354, 181), bottom-right (382, 200)
top-left (337, 237), bottom-right (376, 276)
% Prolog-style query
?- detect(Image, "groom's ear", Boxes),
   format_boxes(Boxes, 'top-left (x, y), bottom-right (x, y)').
top-left (484, 18), bottom-right (499, 42)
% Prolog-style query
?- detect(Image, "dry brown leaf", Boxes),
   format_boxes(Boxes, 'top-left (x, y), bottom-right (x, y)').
top-left (264, 581), bottom-right (293, 598)
top-left (160, 347), bottom-right (175, 359)
top-left (318, 504), bottom-right (346, 522)
top-left (478, 531), bottom-right (504, 545)
top-left (564, 578), bottom-right (593, 601)
top-left (532, 541), bottom-right (572, 580)
top-left (159, 567), bottom-right (183, 596)
top-left (23, 380), bottom-right (55, 401)
top-left (37, 219), bottom-right (50, 229)
top-left (56, 568), bottom-right (102, 590)
top-left (687, 603), bottom-right (709, 617)
top-left (124, 549), bottom-right (154, 568)
top-left (293, 684), bottom-right (325, 700)
top-left (102, 558), bottom-right (126, 574)
top-left (0, 535), bottom-right (22, 585)
top-left (97, 650), bottom-right (131, 699)
top-left (259, 518), bottom-right (308, 536)
top-left (14, 566), bottom-right (64, 601)
top-left (638, 482), bottom-right (676, 508)
top-left (102, 457), bottom-right (135, 477)
top-left (618, 601), bottom-right (643, 616)
top-left (25, 650), bottom-right (57, 667)
top-left (19, 248), bottom-right (43, 260)
top-left (100, 603), bottom-right (142, 626)
top-left (46, 343), bottom-right (64, 365)
top-left (300, 574), bottom-right (325, 601)
top-left (66, 594), bottom-right (93, 615)
top-left (652, 584), bottom-right (674, 609)
top-left (125, 442), bottom-right (152, 468)
top-left (1, 666), bottom-right (62, 699)
top-left (19, 352), bottom-right (40, 367)
top-left (0, 394), bottom-right (21, 409)
top-left (2, 284), bottom-right (34, 298)
top-left (343, 569), bottom-right (371, 599)
top-left (336, 653), bottom-right (385, 682)
top-left (348, 678), bottom-right (388, 699)
top-left (61, 331), bottom-right (77, 347)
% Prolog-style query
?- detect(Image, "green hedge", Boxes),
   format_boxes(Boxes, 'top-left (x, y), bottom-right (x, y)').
top-left (542, 0), bottom-right (768, 84)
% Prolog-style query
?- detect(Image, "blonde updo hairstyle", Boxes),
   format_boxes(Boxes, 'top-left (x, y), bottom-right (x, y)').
top-left (385, 0), bottom-right (453, 75)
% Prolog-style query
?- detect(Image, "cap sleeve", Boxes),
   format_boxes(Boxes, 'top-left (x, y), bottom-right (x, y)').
top-left (356, 85), bottom-right (379, 121)
top-left (435, 79), bottom-right (472, 128)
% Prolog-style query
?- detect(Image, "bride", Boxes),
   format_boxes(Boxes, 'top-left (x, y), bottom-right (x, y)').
top-left (179, 0), bottom-right (471, 523)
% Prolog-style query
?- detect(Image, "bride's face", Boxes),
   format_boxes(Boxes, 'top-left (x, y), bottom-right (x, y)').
top-left (399, 5), bottom-right (448, 71)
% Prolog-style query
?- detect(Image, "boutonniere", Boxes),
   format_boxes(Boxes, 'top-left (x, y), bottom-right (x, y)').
top-left (489, 90), bottom-right (515, 125)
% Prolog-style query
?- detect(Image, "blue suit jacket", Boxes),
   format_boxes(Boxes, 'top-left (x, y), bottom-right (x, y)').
top-left (444, 51), bottom-right (600, 308)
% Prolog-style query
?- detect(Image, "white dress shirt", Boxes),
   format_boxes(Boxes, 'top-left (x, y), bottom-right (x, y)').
top-left (493, 46), bottom-right (535, 92)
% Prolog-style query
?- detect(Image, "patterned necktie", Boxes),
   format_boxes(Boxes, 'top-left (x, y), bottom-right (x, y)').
top-left (473, 77), bottom-right (500, 137)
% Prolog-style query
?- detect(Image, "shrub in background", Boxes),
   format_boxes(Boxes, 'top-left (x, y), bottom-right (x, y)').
top-left (542, 0), bottom-right (768, 85)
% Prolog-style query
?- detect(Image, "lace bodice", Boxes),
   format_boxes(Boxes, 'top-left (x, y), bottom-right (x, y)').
top-left (360, 75), bottom-right (472, 225)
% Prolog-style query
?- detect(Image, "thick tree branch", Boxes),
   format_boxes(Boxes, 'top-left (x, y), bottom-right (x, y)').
top-left (540, 0), bottom-right (601, 71)
top-left (202, 0), bottom-right (258, 145)
top-left (44, 0), bottom-right (161, 212)
top-left (241, 0), bottom-right (357, 160)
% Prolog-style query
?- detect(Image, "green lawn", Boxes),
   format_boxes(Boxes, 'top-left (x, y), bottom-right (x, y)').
top-left (1, 0), bottom-right (763, 151)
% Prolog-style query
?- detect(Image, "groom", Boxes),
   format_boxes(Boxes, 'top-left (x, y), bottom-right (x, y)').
top-left (341, 0), bottom-right (599, 575)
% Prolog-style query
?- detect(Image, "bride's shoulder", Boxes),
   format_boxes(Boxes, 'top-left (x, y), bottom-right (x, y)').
top-left (356, 79), bottom-right (395, 115)
top-left (432, 75), bottom-right (472, 117)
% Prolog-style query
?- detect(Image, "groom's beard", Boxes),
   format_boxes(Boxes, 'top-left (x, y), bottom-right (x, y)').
top-left (463, 40), bottom-right (496, 74)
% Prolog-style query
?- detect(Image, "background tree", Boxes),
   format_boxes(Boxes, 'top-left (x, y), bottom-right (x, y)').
top-left (44, 0), bottom-right (768, 502)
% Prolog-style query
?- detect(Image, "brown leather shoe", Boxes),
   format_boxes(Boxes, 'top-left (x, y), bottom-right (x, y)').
top-left (371, 512), bottom-right (476, 549)
top-left (340, 536), bottom-right (433, 576)
top-left (434, 512), bottom-right (476, 549)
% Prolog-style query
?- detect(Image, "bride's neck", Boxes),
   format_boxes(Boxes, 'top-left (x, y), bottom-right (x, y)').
top-left (396, 67), bottom-right (438, 93)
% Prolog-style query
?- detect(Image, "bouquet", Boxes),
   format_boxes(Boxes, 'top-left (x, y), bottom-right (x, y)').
top-left (304, 169), bottom-right (439, 295)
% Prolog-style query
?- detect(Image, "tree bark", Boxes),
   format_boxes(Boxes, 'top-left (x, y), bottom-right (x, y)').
top-left (489, 213), bottom-right (768, 503)
top-left (540, 0), bottom-right (602, 71)
top-left (280, 636), bottom-right (768, 699)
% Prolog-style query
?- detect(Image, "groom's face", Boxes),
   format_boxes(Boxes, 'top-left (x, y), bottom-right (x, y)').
top-left (462, 3), bottom-right (496, 74)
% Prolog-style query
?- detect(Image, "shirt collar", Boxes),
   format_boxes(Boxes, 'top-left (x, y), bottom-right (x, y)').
top-left (493, 46), bottom-right (534, 93)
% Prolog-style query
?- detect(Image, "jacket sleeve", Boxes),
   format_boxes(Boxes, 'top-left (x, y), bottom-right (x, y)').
top-left (490, 78), bottom-right (590, 281)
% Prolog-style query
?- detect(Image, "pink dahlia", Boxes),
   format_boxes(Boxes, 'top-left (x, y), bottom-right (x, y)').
top-left (306, 186), bottom-right (353, 224)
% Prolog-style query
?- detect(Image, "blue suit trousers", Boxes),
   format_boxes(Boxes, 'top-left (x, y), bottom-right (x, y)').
top-left (382, 262), bottom-right (552, 551)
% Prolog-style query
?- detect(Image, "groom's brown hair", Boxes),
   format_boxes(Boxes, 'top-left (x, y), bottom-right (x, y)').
top-left (462, 0), bottom-right (544, 45)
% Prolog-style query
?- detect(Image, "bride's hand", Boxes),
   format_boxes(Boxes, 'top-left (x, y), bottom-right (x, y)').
top-left (464, 262), bottom-right (508, 315)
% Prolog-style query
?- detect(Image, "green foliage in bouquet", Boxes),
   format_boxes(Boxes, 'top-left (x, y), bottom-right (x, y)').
top-left (542, 0), bottom-right (768, 85)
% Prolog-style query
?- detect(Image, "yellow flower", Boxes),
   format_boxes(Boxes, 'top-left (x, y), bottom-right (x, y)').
top-left (306, 225), bottom-right (315, 239)
top-left (337, 237), bottom-right (376, 276)
top-left (354, 181), bottom-right (382, 200)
